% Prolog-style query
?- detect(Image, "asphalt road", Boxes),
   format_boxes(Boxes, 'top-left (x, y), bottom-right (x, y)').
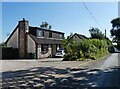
top-left (81, 53), bottom-right (120, 88)
top-left (1, 53), bottom-right (120, 89)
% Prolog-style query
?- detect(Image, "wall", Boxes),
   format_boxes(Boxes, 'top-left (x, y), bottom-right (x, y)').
top-left (73, 35), bottom-right (82, 43)
top-left (37, 44), bottom-right (52, 59)
top-left (52, 32), bottom-right (63, 39)
top-left (44, 30), bottom-right (49, 38)
top-left (36, 29), bottom-right (64, 39)
top-left (7, 28), bottom-right (18, 48)
top-left (28, 35), bottom-right (36, 53)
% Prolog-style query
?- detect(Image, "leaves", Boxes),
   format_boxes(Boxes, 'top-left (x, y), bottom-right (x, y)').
top-left (110, 17), bottom-right (120, 49)
top-left (40, 22), bottom-right (50, 29)
top-left (89, 27), bottom-right (105, 40)
top-left (62, 38), bottom-right (109, 61)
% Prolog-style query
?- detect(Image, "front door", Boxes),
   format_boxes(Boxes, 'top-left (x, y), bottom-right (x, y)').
top-left (51, 44), bottom-right (57, 57)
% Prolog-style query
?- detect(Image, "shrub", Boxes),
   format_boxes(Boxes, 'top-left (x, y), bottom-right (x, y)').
top-left (62, 38), bottom-right (109, 61)
top-left (108, 45), bottom-right (115, 53)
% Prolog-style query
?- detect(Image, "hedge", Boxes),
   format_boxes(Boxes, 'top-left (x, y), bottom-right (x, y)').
top-left (63, 38), bottom-right (109, 61)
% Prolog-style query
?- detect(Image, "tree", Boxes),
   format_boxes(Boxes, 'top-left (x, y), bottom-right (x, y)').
top-left (1, 42), bottom-right (7, 48)
top-left (110, 18), bottom-right (120, 49)
top-left (89, 27), bottom-right (105, 40)
top-left (67, 33), bottom-right (73, 39)
top-left (40, 22), bottom-right (49, 29)
top-left (44, 22), bottom-right (48, 28)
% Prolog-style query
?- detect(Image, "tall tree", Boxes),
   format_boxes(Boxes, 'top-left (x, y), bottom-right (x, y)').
top-left (44, 22), bottom-right (48, 28)
top-left (40, 22), bottom-right (49, 29)
top-left (110, 17), bottom-right (120, 49)
top-left (89, 27), bottom-right (105, 39)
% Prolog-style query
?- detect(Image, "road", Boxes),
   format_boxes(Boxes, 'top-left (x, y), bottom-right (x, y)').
top-left (1, 53), bottom-right (120, 89)
top-left (81, 53), bottom-right (119, 88)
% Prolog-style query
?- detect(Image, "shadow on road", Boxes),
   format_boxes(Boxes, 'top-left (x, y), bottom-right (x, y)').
top-left (1, 66), bottom-right (120, 89)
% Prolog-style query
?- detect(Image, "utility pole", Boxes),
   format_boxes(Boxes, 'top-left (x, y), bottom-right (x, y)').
top-left (105, 29), bottom-right (106, 39)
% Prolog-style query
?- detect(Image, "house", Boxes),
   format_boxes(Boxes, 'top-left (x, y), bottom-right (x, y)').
top-left (5, 18), bottom-right (64, 59)
top-left (67, 33), bottom-right (87, 43)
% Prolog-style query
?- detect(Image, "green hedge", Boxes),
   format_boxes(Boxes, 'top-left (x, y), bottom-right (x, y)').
top-left (63, 38), bottom-right (109, 61)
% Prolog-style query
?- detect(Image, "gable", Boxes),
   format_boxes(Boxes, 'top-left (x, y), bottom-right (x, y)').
top-left (5, 25), bottom-right (19, 44)
top-left (68, 33), bottom-right (87, 43)
top-left (27, 35), bottom-right (36, 53)
top-left (73, 35), bottom-right (83, 42)
top-left (6, 25), bottom-right (19, 48)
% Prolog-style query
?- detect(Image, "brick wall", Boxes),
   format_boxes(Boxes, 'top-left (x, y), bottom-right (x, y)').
top-left (18, 19), bottom-right (29, 58)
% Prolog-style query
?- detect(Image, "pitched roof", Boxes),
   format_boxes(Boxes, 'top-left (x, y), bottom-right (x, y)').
top-left (29, 34), bottom-right (62, 44)
top-left (5, 25), bottom-right (64, 44)
top-left (74, 33), bottom-right (88, 39)
top-left (29, 26), bottom-right (64, 34)
top-left (67, 33), bottom-right (87, 41)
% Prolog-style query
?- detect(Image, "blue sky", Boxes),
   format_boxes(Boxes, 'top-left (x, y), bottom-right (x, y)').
top-left (2, 2), bottom-right (118, 42)
top-left (0, 2), bottom-right (2, 43)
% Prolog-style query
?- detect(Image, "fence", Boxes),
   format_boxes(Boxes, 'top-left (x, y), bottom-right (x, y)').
top-left (2, 47), bottom-right (19, 59)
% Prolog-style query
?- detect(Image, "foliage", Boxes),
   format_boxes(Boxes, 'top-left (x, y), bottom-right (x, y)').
top-left (108, 45), bottom-right (115, 53)
top-left (40, 22), bottom-right (52, 29)
top-left (110, 17), bottom-right (120, 49)
top-left (105, 37), bottom-right (112, 46)
top-left (62, 37), bottom-right (79, 61)
top-left (67, 33), bottom-right (73, 39)
top-left (62, 38), bottom-right (109, 61)
top-left (89, 27), bottom-right (105, 40)
top-left (1, 42), bottom-right (7, 48)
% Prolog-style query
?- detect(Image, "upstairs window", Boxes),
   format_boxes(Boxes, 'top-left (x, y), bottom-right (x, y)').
top-left (49, 32), bottom-right (52, 38)
top-left (37, 30), bottom-right (44, 37)
top-left (60, 34), bottom-right (63, 38)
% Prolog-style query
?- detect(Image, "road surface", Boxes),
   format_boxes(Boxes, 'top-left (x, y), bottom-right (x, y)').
top-left (81, 53), bottom-right (119, 88)
top-left (1, 53), bottom-right (120, 89)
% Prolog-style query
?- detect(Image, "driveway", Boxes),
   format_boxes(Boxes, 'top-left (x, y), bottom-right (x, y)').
top-left (1, 58), bottom-right (88, 72)
top-left (1, 53), bottom-right (120, 88)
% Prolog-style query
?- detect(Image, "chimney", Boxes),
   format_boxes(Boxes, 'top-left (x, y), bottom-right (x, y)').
top-left (23, 18), bottom-right (25, 21)
top-left (18, 18), bottom-right (29, 58)
top-left (105, 29), bottom-right (106, 39)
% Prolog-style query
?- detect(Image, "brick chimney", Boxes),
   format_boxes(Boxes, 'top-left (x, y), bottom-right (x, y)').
top-left (18, 18), bottom-right (29, 58)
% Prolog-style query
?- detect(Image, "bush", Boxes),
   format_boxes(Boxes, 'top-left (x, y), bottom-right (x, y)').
top-left (62, 38), bottom-right (109, 61)
top-left (108, 45), bottom-right (115, 53)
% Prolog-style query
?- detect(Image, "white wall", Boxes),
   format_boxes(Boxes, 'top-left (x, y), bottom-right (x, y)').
top-left (37, 45), bottom-right (41, 59)
top-left (28, 35), bottom-right (36, 53)
top-left (7, 28), bottom-right (18, 48)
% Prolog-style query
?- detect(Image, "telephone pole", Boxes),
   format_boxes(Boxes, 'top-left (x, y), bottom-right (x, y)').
top-left (105, 29), bottom-right (106, 39)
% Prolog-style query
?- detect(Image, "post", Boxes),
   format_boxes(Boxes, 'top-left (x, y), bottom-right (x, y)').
top-left (105, 29), bottom-right (106, 39)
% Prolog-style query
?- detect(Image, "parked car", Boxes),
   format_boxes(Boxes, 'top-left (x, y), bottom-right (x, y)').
top-left (55, 49), bottom-right (65, 57)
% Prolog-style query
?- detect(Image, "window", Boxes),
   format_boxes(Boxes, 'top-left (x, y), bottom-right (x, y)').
top-left (41, 44), bottom-right (48, 54)
top-left (60, 34), bottom-right (63, 38)
top-left (49, 32), bottom-right (52, 38)
top-left (37, 30), bottom-right (44, 37)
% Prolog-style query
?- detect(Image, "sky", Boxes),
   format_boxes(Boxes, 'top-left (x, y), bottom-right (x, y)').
top-left (1, 0), bottom-right (120, 2)
top-left (2, 2), bottom-right (118, 43)
top-left (118, 1), bottom-right (120, 17)
top-left (0, 2), bottom-right (2, 43)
